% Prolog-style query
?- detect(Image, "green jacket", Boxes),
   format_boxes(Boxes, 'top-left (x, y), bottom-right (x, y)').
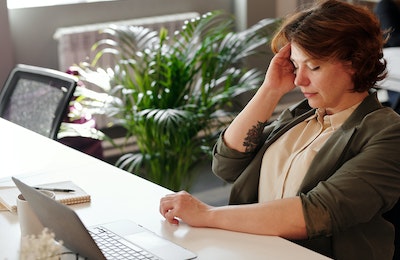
top-left (212, 93), bottom-right (400, 259)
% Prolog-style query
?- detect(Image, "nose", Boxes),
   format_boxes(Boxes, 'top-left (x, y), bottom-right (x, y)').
top-left (294, 67), bottom-right (310, 87)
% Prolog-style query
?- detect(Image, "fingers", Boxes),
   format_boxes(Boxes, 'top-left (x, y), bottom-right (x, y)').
top-left (159, 193), bottom-right (174, 217)
top-left (274, 43), bottom-right (291, 59)
top-left (273, 43), bottom-right (292, 65)
top-left (159, 191), bottom-right (187, 224)
top-left (159, 191), bottom-right (211, 228)
top-left (164, 210), bottom-right (179, 225)
top-left (280, 43), bottom-right (291, 53)
top-left (160, 199), bottom-right (179, 225)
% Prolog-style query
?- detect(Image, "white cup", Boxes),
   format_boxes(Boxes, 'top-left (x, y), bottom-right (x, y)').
top-left (17, 190), bottom-right (56, 237)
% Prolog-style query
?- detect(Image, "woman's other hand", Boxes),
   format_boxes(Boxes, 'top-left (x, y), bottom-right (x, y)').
top-left (159, 191), bottom-right (213, 227)
top-left (262, 43), bottom-right (296, 96)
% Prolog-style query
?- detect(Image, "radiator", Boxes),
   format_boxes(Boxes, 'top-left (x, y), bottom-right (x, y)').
top-left (54, 12), bottom-right (200, 72)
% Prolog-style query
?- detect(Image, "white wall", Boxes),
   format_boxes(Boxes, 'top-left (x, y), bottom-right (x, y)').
top-left (8, 0), bottom-right (235, 71)
top-left (235, 0), bottom-right (297, 30)
top-left (277, 0), bottom-right (298, 17)
top-left (4, 0), bottom-right (297, 76)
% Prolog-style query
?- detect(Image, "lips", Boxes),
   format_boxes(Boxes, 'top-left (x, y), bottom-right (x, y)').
top-left (303, 92), bottom-right (317, 98)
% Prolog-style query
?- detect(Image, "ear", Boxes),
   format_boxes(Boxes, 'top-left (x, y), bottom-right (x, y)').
top-left (343, 61), bottom-right (355, 75)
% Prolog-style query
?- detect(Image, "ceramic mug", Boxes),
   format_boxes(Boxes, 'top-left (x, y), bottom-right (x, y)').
top-left (17, 190), bottom-right (55, 237)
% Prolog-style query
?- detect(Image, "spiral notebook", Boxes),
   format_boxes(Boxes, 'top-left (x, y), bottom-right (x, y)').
top-left (0, 180), bottom-right (91, 212)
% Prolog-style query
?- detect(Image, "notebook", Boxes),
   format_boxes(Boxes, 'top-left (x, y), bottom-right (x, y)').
top-left (0, 180), bottom-right (90, 212)
top-left (12, 177), bottom-right (197, 260)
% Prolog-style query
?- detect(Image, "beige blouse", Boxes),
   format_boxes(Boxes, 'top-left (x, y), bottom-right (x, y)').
top-left (258, 104), bottom-right (359, 203)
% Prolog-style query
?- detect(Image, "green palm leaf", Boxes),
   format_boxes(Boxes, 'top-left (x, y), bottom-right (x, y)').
top-left (76, 11), bottom-right (280, 190)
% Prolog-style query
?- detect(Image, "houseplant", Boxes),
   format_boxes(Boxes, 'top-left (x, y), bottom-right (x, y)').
top-left (74, 11), bottom-right (279, 191)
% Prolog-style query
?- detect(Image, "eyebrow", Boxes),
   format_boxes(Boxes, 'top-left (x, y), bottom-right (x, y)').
top-left (290, 57), bottom-right (314, 64)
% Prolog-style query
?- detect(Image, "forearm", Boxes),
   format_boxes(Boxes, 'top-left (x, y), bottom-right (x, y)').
top-left (206, 197), bottom-right (308, 240)
top-left (224, 86), bottom-right (283, 152)
top-left (223, 43), bottom-right (296, 153)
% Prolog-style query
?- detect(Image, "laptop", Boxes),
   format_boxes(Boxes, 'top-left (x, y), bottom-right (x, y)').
top-left (12, 177), bottom-right (197, 260)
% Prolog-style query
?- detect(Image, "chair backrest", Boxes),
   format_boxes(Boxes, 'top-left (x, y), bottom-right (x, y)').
top-left (0, 64), bottom-right (77, 140)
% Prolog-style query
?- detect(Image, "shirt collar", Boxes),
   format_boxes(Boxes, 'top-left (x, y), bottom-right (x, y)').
top-left (318, 102), bottom-right (361, 130)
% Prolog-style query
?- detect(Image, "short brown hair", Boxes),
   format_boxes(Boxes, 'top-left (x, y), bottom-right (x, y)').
top-left (271, 0), bottom-right (387, 92)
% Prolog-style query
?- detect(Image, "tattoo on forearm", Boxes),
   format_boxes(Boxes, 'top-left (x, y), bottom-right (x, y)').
top-left (243, 121), bottom-right (265, 152)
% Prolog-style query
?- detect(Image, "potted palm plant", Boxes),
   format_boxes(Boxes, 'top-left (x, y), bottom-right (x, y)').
top-left (74, 11), bottom-right (279, 191)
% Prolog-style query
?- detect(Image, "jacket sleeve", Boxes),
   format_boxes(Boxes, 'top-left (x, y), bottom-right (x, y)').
top-left (211, 129), bottom-right (259, 183)
top-left (300, 110), bottom-right (400, 238)
top-left (212, 99), bottom-right (312, 184)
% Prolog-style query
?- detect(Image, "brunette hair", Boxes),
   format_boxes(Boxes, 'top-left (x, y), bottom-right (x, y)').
top-left (271, 0), bottom-right (387, 92)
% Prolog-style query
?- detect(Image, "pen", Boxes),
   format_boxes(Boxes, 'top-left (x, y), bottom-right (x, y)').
top-left (34, 187), bottom-right (75, 193)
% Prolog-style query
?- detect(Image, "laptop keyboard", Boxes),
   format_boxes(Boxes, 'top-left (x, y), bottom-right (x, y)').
top-left (89, 226), bottom-right (160, 260)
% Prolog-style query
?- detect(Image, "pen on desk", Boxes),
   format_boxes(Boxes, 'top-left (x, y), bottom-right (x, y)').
top-left (34, 187), bottom-right (75, 193)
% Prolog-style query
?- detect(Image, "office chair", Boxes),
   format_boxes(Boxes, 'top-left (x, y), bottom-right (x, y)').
top-left (0, 64), bottom-right (77, 140)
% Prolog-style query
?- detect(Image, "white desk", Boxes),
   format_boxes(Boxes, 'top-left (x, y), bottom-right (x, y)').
top-left (0, 118), bottom-right (329, 259)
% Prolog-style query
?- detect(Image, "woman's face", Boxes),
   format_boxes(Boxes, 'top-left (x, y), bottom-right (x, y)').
top-left (290, 42), bottom-right (366, 114)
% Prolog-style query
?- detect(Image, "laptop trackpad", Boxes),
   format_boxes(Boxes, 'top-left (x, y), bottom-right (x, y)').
top-left (125, 231), bottom-right (196, 260)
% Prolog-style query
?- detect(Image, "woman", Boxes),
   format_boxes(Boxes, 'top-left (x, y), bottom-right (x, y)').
top-left (159, 0), bottom-right (400, 259)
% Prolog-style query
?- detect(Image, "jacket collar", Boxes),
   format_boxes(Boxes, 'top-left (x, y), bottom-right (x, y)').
top-left (298, 92), bottom-right (383, 193)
